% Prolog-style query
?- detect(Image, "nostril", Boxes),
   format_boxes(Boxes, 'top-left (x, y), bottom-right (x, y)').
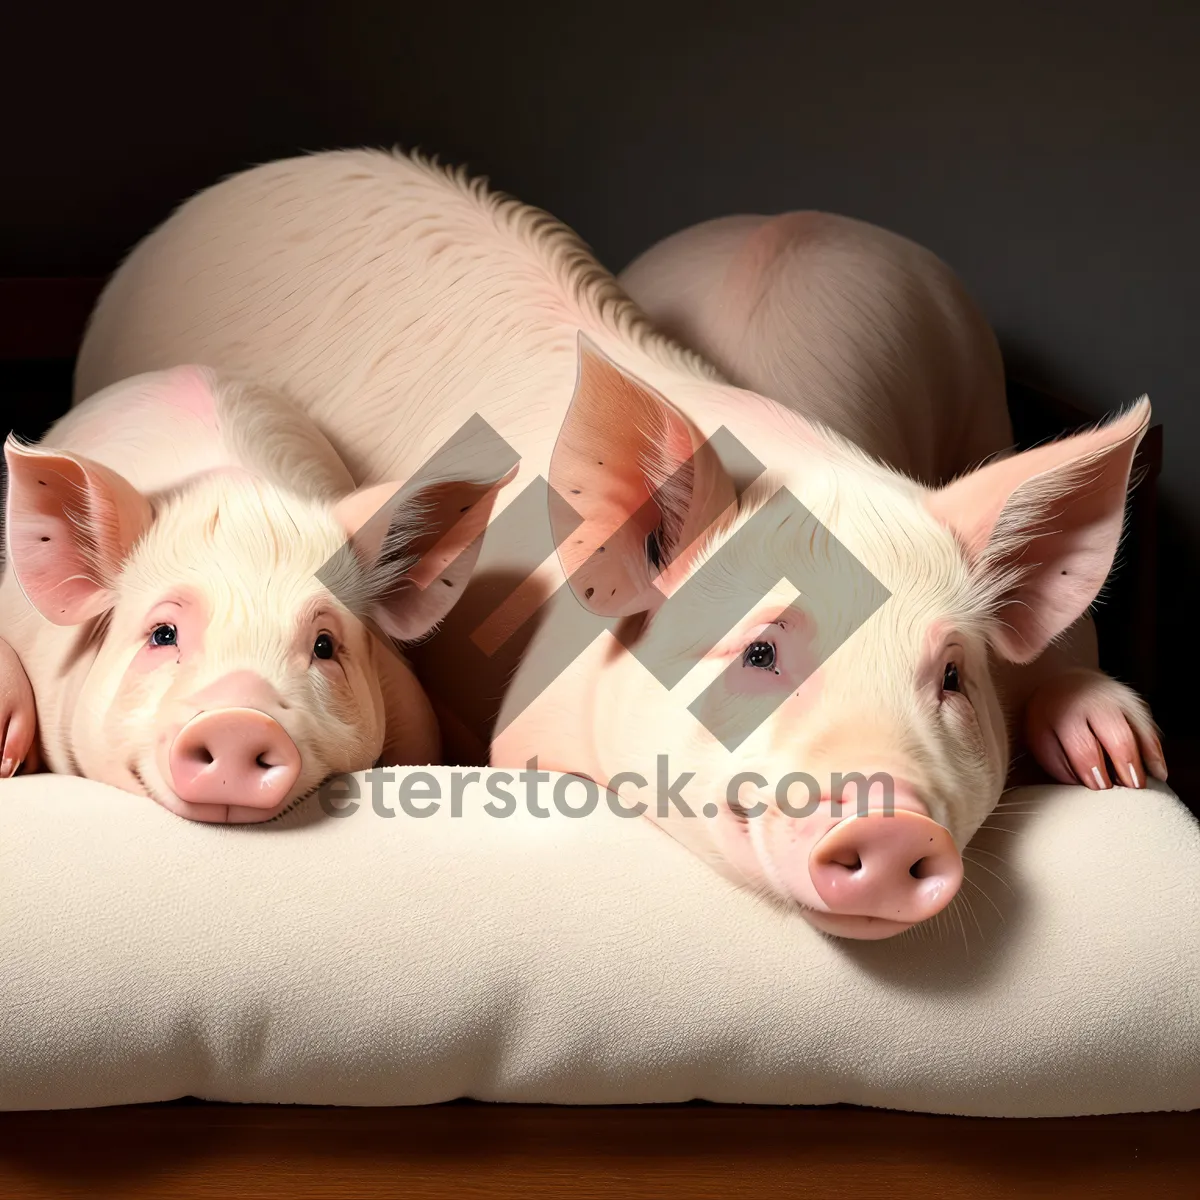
top-left (831, 852), bottom-right (862, 872)
top-left (183, 745), bottom-right (214, 766)
top-left (255, 753), bottom-right (274, 771)
top-left (909, 857), bottom-right (936, 879)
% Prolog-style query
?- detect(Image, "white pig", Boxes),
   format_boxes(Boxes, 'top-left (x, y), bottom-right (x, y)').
top-left (0, 365), bottom-right (507, 823)
top-left (617, 212), bottom-right (1159, 794)
top-left (75, 151), bottom-right (1161, 935)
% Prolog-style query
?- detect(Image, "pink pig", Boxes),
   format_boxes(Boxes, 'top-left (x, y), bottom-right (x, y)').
top-left (76, 151), bottom-right (1162, 935)
top-left (617, 213), bottom-right (1162, 796)
top-left (0, 366), bottom-right (506, 822)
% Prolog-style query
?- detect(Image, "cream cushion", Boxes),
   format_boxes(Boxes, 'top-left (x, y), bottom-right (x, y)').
top-left (1, 772), bottom-right (1197, 1115)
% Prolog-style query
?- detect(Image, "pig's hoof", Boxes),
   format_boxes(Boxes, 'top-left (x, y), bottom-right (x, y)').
top-left (1023, 667), bottom-right (1165, 790)
top-left (0, 650), bottom-right (37, 779)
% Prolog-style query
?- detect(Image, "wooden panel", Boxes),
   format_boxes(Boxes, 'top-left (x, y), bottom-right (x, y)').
top-left (1, 1102), bottom-right (1197, 1199)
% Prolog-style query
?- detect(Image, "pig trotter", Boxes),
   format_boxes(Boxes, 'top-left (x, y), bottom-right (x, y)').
top-left (0, 638), bottom-right (37, 778)
top-left (1023, 667), bottom-right (1166, 790)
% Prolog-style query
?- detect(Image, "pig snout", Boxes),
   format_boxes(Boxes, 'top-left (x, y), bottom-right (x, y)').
top-left (809, 808), bottom-right (962, 926)
top-left (164, 672), bottom-right (301, 809)
top-left (169, 708), bottom-right (301, 808)
top-left (758, 782), bottom-right (962, 939)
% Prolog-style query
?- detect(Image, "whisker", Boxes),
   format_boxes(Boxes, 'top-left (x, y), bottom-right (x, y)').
top-left (963, 845), bottom-right (1010, 864)
top-left (963, 855), bottom-right (1015, 896)
top-left (957, 888), bottom-right (984, 942)
top-left (961, 874), bottom-right (1006, 922)
top-left (953, 900), bottom-right (969, 955)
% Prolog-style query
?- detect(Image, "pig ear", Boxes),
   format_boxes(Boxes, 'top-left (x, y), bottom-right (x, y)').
top-left (549, 335), bottom-right (737, 616)
top-left (926, 399), bottom-right (1150, 664)
top-left (334, 466), bottom-right (517, 642)
top-left (4, 436), bottom-right (153, 625)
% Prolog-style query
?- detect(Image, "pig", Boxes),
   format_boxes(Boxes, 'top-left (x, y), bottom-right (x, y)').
top-left (75, 150), bottom-right (1162, 935)
top-left (616, 213), bottom-right (1161, 795)
top-left (0, 365), bottom-right (508, 823)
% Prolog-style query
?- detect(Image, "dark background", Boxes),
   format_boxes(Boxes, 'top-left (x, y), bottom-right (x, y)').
top-left (1, 0), bottom-right (1197, 739)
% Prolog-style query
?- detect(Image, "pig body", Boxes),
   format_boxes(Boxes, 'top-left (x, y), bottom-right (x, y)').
top-left (616, 212), bottom-right (1013, 487)
top-left (615, 214), bottom-right (1141, 783)
top-left (76, 151), bottom-right (1161, 935)
top-left (0, 365), bottom-right (503, 822)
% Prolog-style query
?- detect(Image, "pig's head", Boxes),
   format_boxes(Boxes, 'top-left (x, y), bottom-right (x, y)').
top-left (547, 340), bottom-right (1149, 938)
top-left (4, 437), bottom-right (507, 823)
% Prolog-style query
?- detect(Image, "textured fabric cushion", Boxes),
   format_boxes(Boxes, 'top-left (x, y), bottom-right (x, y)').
top-left (1, 771), bottom-right (1197, 1115)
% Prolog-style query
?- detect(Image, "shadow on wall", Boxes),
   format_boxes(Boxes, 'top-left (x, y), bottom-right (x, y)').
top-left (1002, 332), bottom-right (1198, 754)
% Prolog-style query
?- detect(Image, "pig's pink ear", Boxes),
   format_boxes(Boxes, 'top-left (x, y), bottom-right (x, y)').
top-left (334, 466), bottom-right (517, 641)
top-left (926, 399), bottom-right (1150, 664)
top-left (549, 335), bottom-right (737, 616)
top-left (4, 436), bottom-right (153, 625)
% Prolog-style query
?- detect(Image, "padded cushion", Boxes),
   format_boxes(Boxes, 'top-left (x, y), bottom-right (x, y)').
top-left (1, 772), bottom-right (1197, 1115)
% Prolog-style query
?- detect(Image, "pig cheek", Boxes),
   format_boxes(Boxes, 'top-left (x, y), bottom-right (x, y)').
top-left (75, 648), bottom-right (171, 786)
top-left (346, 665), bottom-right (387, 767)
top-left (960, 670), bottom-right (1008, 796)
top-left (308, 661), bottom-right (383, 775)
top-left (688, 659), bottom-right (824, 763)
top-left (767, 670), bottom-right (824, 750)
top-left (129, 644), bottom-right (179, 676)
top-left (706, 801), bottom-right (772, 891)
top-left (594, 650), bottom-right (662, 768)
top-left (938, 689), bottom-right (1006, 847)
top-left (973, 680), bottom-right (1011, 819)
top-left (122, 645), bottom-right (191, 757)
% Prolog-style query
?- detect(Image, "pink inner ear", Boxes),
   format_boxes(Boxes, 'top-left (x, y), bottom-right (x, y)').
top-left (4, 439), bottom-right (152, 625)
top-left (333, 468), bottom-right (516, 642)
top-left (926, 400), bottom-right (1150, 662)
top-left (549, 335), bottom-right (736, 618)
top-left (551, 348), bottom-right (673, 582)
top-left (405, 466), bottom-right (518, 592)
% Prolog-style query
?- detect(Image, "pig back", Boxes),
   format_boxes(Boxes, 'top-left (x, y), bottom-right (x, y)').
top-left (619, 212), bottom-right (1012, 485)
top-left (51, 367), bottom-right (357, 503)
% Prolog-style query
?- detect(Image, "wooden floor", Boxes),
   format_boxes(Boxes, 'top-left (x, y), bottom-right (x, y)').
top-left (1, 1102), bottom-right (1198, 1199)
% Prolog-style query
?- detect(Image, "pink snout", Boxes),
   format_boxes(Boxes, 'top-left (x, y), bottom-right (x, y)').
top-left (168, 708), bottom-right (301, 809)
top-left (808, 808), bottom-right (963, 930)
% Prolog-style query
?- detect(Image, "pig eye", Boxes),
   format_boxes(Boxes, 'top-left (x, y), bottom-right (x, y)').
top-left (743, 641), bottom-right (777, 672)
top-left (313, 632), bottom-right (336, 660)
top-left (942, 662), bottom-right (961, 693)
top-left (149, 623), bottom-right (178, 648)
